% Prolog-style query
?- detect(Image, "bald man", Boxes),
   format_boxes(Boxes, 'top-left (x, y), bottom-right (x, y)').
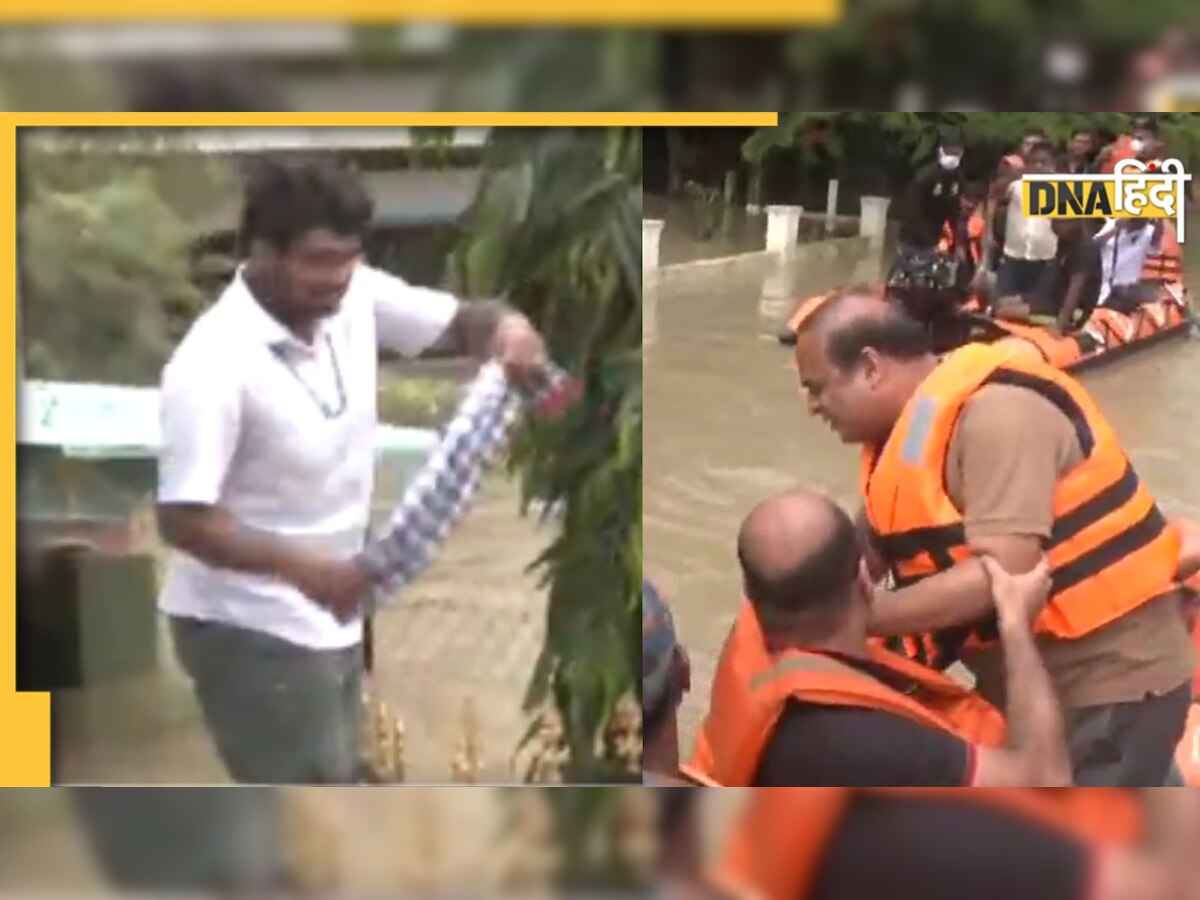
top-left (688, 489), bottom-right (1071, 787)
top-left (792, 290), bottom-right (1195, 787)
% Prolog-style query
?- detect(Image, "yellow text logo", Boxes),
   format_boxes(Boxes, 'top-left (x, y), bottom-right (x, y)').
top-left (1020, 158), bottom-right (1192, 242)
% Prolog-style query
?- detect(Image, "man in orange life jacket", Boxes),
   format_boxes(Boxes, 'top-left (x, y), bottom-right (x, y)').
top-left (713, 787), bottom-right (1200, 900)
top-left (1125, 116), bottom-right (1187, 289)
top-left (685, 489), bottom-right (1072, 787)
top-left (791, 290), bottom-right (1196, 787)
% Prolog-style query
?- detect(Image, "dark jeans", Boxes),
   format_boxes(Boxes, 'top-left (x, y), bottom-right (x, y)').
top-left (1103, 281), bottom-right (1160, 315)
top-left (70, 788), bottom-right (281, 891)
top-left (1066, 681), bottom-right (1192, 787)
top-left (995, 255), bottom-right (1058, 313)
top-left (171, 616), bottom-right (362, 784)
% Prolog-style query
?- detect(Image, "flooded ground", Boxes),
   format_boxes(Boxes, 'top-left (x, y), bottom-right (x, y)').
top-left (645, 217), bottom-right (1200, 752)
top-left (50, 473), bottom-right (551, 784)
top-left (0, 787), bottom-right (648, 894)
top-left (645, 195), bottom-right (859, 267)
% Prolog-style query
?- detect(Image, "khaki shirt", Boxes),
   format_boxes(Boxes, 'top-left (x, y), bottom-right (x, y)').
top-left (945, 384), bottom-right (1195, 710)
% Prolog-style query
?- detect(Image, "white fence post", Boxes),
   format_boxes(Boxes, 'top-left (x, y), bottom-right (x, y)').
top-left (825, 179), bottom-right (839, 233)
top-left (642, 219), bottom-right (665, 276)
top-left (765, 205), bottom-right (803, 256)
top-left (858, 196), bottom-right (891, 240)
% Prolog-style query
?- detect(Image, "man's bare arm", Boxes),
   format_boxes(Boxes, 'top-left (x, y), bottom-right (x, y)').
top-left (1056, 269), bottom-right (1088, 332)
top-left (157, 504), bottom-right (366, 618)
top-left (420, 300), bottom-right (509, 359)
top-left (867, 534), bottom-right (1043, 635)
top-left (970, 558), bottom-right (1073, 787)
top-left (157, 503), bottom-right (310, 582)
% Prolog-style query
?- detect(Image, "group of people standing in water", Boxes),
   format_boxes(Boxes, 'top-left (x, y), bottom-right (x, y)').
top-left (643, 115), bottom-right (1200, 900)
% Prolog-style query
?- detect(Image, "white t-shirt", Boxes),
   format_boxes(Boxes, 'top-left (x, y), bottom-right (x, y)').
top-left (1003, 180), bottom-right (1058, 261)
top-left (157, 263), bottom-right (459, 649)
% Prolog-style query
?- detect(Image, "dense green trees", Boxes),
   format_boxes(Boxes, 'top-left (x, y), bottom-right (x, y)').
top-left (734, 112), bottom-right (1200, 211)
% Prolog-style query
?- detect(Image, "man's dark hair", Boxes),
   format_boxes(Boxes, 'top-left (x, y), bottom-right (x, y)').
top-left (1024, 141), bottom-right (1058, 172)
top-left (799, 289), bottom-right (934, 371)
top-left (1070, 125), bottom-right (1095, 140)
top-left (239, 156), bottom-right (374, 252)
top-left (739, 501), bottom-right (863, 624)
top-left (1022, 125), bottom-right (1048, 140)
top-left (939, 127), bottom-right (965, 149)
top-left (1132, 115), bottom-right (1159, 136)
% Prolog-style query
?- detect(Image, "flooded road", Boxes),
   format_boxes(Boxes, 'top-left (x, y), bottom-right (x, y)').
top-left (52, 475), bottom-right (550, 785)
top-left (644, 221), bottom-right (1200, 750)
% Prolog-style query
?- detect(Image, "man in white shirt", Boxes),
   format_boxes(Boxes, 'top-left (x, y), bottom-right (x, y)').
top-left (156, 157), bottom-right (546, 784)
top-left (988, 141), bottom-right (1060, 313)
top-left (1094, 218), bottom-right (1161, 311)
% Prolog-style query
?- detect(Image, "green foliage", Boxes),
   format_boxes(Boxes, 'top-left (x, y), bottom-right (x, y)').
top-left (20, 140), bottom-right (236, 384)
top-left (447, 128), bottom-right (641, 781)
top-left (743, 112), bottom-right (1200, 199)
top-left (437, 32), bottom-right (655, 113)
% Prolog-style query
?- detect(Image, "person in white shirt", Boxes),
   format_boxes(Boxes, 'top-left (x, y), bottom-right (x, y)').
top-left (156, 156), bottom-right (546, 784)
top-left (1094, 217), bottom-right (1162, 311)
top-left (989, 141), bottom-right (1060, 312)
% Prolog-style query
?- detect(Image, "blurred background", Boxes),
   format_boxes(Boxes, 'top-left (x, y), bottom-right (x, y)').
top-left (0, 786), bottom-right (659, 895)
top-left (0, 10), bottom-right (1199, 114)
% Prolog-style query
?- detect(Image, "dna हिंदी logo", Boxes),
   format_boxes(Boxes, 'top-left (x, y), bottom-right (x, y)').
top-left (1020, 158), bottom-right (1192, 243)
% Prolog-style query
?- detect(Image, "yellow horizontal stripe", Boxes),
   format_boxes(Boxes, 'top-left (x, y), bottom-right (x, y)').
top-left (0, 1), bottom-right (840, 24)
top-left (9, 112), bottom-right (777, 127)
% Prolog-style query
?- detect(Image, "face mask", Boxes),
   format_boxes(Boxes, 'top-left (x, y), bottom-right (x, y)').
top-left (1131, 138), bottom-right (1147, 155)
top-left (938, 149), bottom-right (962, 170)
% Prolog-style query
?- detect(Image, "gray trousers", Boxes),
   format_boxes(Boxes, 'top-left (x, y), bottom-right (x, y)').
top-left (70, 788), bottom-right (281, 891)
top-left (170, 616), bottom-right (363, 785)
top-left (1067, 681), bottom-right (1192, 787)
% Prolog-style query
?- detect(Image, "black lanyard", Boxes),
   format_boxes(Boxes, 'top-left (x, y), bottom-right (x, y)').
top-left (270, 335), bottom-right (347, 420)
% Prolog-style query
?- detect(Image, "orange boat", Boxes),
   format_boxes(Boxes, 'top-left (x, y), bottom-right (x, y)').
top-left (780, 280), bottom-right (1193, 375)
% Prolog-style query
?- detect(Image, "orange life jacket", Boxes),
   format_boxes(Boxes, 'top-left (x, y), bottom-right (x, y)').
top-left (862, 342), bottom-right (1180, 669)
top-left (987, 320), bottom-right (1084, 368)
top-left (1140, 216), bottom-right (1184, 286)
top-left (681, 600), bottom-right (1006, 787)
top-left (1099, 135), bottom-right (1137, 174)
top-left (936, 215), bottom-right (984, 266)
top-left (786, 292), bottom-right (833, 336)
top-left (714, 787), bottom-right (1145, 900)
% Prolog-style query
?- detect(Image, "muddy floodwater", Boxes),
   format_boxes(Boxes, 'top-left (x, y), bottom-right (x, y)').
top-left (644, 217), bottom-right (1200, 752)
top-left (51, 474), bottom-right (550, 785)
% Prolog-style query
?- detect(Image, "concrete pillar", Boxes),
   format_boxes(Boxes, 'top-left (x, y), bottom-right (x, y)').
top-left (643, 282), bottom-right (658, 348)
top-left (758, 254), bottom-right (792, 323)
top-left (825, 179), bottom-right (839, 233)
top-left (765, 205), bottom-right (803, 255)
top-left (642, 219), bottom-right (664, 277)
top-left (746, 164), bottom-right (763, 213)
top-left (859, 196), bottom-right (891, 240)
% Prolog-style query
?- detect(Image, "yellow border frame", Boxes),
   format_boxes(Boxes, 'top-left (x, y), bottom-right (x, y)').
top-left (1, 2), bottom-right (840, 24)
top-left (0, 111), bottom-right (775, 786)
